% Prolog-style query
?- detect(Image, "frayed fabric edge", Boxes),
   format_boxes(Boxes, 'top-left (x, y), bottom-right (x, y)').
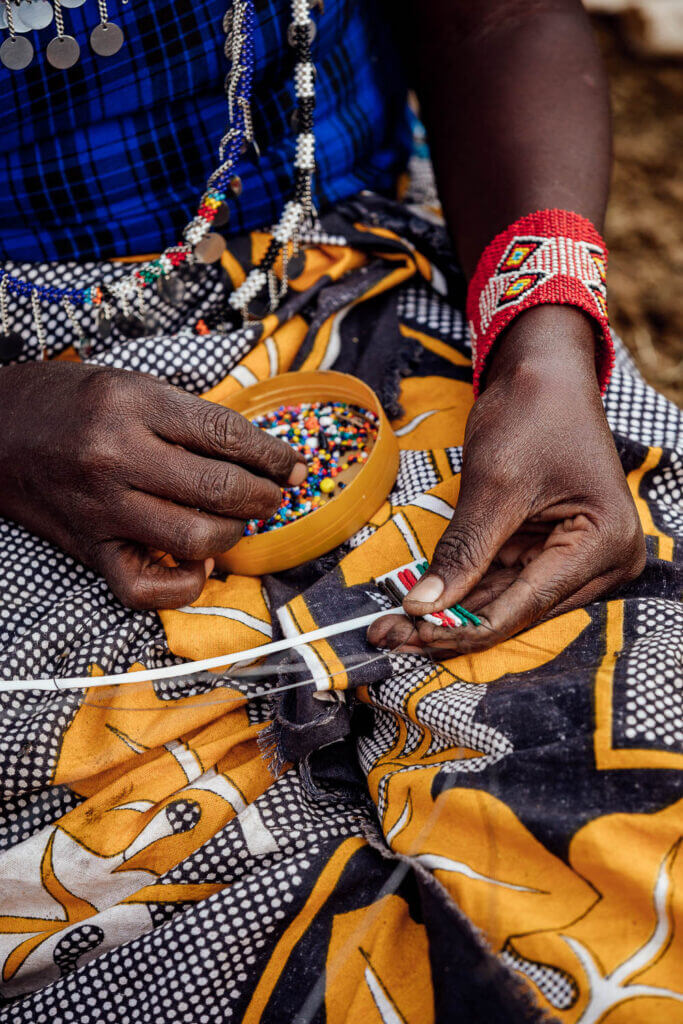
top-left (257, 695), bottom-right (343, 780)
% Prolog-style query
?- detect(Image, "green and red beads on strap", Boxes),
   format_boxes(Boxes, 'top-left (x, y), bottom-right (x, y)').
top-left (375, 559), bottom-right (481, 629)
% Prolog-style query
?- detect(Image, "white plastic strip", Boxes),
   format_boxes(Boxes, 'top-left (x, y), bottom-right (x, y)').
top-left (0, 609), bottom-right (398, 694)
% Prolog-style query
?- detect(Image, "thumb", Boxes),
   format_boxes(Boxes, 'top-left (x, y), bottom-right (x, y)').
top-left (96, 541), bottom-right (213, 610)
top-left (402, 492), bottom-right (520, 616)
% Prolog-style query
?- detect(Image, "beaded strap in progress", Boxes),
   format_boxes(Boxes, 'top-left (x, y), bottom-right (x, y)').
top-left (466, 209), bottom-right (614, 397)
top-left (376, 559), bottom-right (481, 629)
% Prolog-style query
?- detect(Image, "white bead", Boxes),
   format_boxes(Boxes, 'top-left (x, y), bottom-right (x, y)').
top-left (292, 0), bottom-right (309, 24)
top-left (273, 201), bottom-right (304, 244)
top-left (295, 133), bottom-right (315, 170)
top-left (183, 217), bottom-right (209, 245)
top-left (229, 268), bottom-right (267, 309)
top-left (294, 62), bottom-right (315, 98)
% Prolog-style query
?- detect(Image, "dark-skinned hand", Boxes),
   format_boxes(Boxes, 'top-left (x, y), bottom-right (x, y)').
top-left (0, 361), bottom-right (306, 610)
top-left (368, 307), bottom-right (646, 657)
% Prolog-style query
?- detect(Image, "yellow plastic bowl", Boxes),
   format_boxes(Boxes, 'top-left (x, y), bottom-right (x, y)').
top-left (213, 370), bottom-right (399, 575)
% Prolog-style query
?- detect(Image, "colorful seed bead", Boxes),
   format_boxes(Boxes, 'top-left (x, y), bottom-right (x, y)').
top-left (243, 401), bottom-right (378, 535)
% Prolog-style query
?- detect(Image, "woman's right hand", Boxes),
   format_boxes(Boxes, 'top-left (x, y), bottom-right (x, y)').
top-left (0, 362), bottom-right (305, 609)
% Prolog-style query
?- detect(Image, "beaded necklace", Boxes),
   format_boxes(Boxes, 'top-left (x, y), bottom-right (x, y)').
top-left (0, 0), bottom-right (329, 361)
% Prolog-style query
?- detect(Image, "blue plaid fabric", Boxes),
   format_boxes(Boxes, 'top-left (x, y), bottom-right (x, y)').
top-left (0, 0), bottom-right (410, 262)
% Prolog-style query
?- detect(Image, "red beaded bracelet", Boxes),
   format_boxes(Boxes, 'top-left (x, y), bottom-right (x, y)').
top-left (466, 209), bottom-right (614, 397)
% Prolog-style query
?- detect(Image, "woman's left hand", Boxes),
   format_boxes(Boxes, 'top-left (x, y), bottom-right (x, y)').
top-left (368, 306), bottom-right (646, 657)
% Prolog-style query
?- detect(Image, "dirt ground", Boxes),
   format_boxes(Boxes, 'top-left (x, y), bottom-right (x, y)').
top-left (594, 17), bottom-right (683, 405)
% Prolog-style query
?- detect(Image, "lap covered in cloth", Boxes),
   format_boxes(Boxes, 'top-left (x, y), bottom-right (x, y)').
top-left (0, 190), bottom-right (681, 1024)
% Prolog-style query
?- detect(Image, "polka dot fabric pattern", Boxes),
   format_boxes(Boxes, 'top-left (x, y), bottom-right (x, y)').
top-left (499, 945), bottom-right (579, 1012)
top-left (0, 786), bottom-right (83, 855)
top-left (398, 284), bottom-right (469, 344)
top-left (604, 367), bottom-right (682, 449)
top-left (0, 189), bottom-right (681, 1024)
top-left (646, 451), bottom-right (683, 538)
top-left (614, 599), bottom-right (683, 751)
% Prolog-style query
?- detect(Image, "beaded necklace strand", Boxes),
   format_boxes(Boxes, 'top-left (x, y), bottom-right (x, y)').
top-left (0, 0), bottom-right (335, 360)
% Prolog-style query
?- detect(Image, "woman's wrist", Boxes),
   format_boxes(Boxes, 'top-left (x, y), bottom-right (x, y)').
top-left (485, 305), bottom-right (601, 393)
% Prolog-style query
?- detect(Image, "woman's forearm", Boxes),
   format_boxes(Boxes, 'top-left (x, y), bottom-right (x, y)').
top-left (397, 0), bottom-right (611, 277)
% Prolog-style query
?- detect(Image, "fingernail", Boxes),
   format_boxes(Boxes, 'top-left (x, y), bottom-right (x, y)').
top-left (288, 462), bottom-right (307, 487)
top-left (204, 558), bottom-right (215, 577)
top-left (406, 575), bottom-right (444, 605)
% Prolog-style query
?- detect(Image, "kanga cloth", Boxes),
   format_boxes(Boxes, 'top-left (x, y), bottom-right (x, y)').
top-left (0, 190), bottom-right (682, 1024)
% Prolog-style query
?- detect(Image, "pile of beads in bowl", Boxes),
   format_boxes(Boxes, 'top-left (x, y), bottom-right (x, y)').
top-left (244, 402), bottom-right (379, 535)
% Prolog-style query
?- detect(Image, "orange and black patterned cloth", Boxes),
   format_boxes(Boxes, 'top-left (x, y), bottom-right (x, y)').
top-left (0, 188), bottom-right (681, 1023)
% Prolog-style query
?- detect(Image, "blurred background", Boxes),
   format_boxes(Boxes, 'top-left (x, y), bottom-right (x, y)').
top-left (586, 1), bottom-right (682, 404)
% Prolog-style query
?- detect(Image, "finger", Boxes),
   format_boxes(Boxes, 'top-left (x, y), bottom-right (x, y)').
top-left (367, 614), bottom-right (424, 653)
top-left (116, 492), bottom-right (245, 561)
top-left (403, 489), bottom-right (522, 616)
top-left (496, 531), bottom-right (549, 568)
top-left (154, 391), bottom-right (307, 487)
top-left (541, 566), bottom-right (633, 619)
top-left (417, 516), bottom-right (612, 654)
top-left (462, 566), bottom-right (518, 611)
top-left (404, 561), bottom-right (629, 659)
top-left (478, 516), bottom-right (606, 637)
top-left (129, 441), bottom-right (283, 520)
top-left (95, 541), bottom-right (211, 610)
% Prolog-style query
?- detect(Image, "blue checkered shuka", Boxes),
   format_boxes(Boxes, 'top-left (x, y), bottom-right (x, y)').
top-left (0, 0), bottom-right (410, 263)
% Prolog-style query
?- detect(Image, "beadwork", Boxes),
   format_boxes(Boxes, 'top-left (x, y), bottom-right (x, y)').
top-left (0, 0), bottom-right (330, 356)
top-left (466, 209), bottom-right (614, 397)
top-left (375, 559), bottom-right (482, 628)
top-left (244, 402), bottom-right (379, 534)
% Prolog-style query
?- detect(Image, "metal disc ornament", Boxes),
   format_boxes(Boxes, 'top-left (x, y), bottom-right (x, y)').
top-left (0, 331), bottom-right (24, 364)
top-left (288, 19), bottom-right (316, 46)
top-left (90, 21), bottom-right (124, 57)
top-left (239, 138), bottom-right (260, 162)
top-left (96, 308), bottom-right (115, 340)
top-left (0, 7), bottom-right (30, 31)
top-left (212, 202), bottom-right (230, 228)
top-left (61, 0), bottom-right (87, 6)
top-left (246, 294), bottom-right (271, 321)
top-left (178, 262), bottom-right (204, 284)
top-left (194, 233), bottom-right (227, 265)
top-left (17, 0), bottom-right (53, 30)
top-left (117, 310), bottom-right (159, 338)
top-left (0, 35), bottom-right (33, 70)
top-left (287, 252), bottom-right (306, 279)
top-left (46, 33), bottom-right (80, 68)
top-left (157, 274), bottom-right (186, 308)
